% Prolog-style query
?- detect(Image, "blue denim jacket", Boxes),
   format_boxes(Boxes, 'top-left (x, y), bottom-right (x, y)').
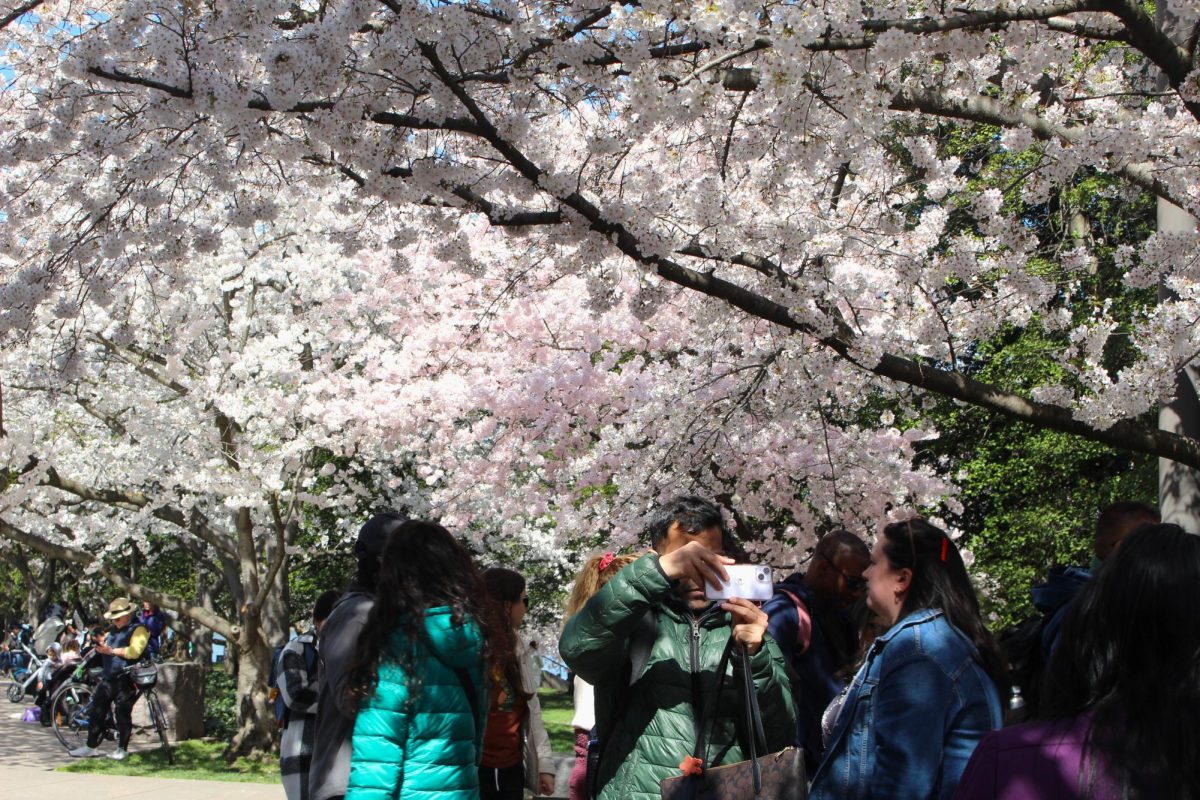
top-left (809, 609), bottom-right (1003, 800)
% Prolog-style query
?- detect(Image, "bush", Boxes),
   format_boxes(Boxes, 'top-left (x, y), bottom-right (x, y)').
top-left (204, 668), bottom-right (238, 740)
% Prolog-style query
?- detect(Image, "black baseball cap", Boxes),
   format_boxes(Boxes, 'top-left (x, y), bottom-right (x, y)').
top-left (354, 512), bottom-right (409, 559)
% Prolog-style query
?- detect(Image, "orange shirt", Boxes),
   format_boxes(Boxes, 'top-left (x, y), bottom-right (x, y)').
top-left (481, 666), bottom-right (527, 769)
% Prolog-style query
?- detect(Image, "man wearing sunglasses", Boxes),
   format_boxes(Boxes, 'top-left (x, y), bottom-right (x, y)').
top-left (764, 529), bottom-right (870, 772)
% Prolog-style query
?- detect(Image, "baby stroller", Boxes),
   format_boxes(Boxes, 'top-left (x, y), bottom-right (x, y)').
top-left (6, 643), bottom-right (45, 703)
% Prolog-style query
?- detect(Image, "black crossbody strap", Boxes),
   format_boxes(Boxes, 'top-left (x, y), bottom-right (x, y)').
top-left (452, 667), bottom-right (481, 736)
top-left (692, 636), bottom-right (736, 770)
top-left (739, 645), bottom-right (767, 793)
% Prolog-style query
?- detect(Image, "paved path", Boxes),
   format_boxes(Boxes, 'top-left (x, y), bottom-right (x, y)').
top-left (1, 690), bottom-right (163, 766)
top-left (0, 695), bottom-right (282, 797)
top-left (0, 766), bottom-right (282, 798)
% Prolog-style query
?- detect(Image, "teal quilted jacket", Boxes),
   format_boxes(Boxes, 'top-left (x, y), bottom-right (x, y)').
top-left (345, 607), bottom-right (487, 800)
top-left (559, 553), bottom-right (798, 800)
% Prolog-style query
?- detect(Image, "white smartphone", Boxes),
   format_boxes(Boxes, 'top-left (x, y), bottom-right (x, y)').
top-left (704, 564), bottom-right (774, 602)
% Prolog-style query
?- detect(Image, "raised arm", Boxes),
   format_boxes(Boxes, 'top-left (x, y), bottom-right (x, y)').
top-left (559, 553), bottom-right (667, 684)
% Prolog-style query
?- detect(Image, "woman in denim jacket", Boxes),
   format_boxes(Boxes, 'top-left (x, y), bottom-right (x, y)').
top-left (811, 519), bottom-right (1006, 800)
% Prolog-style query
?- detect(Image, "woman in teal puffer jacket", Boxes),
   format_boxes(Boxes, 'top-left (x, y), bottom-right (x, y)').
top-left (344, 521), bottom-right (494, 800)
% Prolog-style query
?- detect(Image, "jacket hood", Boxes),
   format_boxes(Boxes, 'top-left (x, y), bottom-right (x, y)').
top-left (1031, 566), bottom-right (1091, 615)
top-left (420, 606), bottom-right (483, 670)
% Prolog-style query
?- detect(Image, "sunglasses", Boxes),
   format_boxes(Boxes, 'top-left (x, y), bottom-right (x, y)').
top-left (520, 595), bottom-right (530, 606)
top-left (820, 551), bottom-right (867, 591)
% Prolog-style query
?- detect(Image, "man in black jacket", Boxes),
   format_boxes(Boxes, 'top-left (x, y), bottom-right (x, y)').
top-left (308, 512), bottom-right (408, 800)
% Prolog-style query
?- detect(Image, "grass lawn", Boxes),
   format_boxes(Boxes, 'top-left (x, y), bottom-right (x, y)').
top-left (61, 691), bottom-right (576, 780)
top-left (538, 685), bottom-right (576, 755)
top-left (58, 739), bottom-right (279, 783)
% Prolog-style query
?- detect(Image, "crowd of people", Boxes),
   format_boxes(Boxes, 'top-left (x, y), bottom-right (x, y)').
top-left (2, 597), bottom-right (168, 755)
top-left (270, 495), bottom-right (1198, 800)
top-left (7, 494), bottom-right (1189, 797)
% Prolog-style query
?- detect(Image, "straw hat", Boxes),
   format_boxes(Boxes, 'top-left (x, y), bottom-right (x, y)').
top-left (102, 597), bottom-right (135, 620)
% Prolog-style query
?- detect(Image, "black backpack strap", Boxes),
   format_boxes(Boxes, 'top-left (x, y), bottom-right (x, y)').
top-left (303, 639), bottom-right (318, 677)
top-left (452, 667), bottom-right (484, 750)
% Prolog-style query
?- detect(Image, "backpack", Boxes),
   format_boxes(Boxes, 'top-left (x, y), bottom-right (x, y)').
top-left (770, 584), bottom-right (812, 661)
top-left (998, 613), bottom-right (1048, 722)
top-left (267, 638), bottom-right (317, 728)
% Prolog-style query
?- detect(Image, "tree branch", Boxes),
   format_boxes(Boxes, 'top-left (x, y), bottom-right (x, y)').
top-left (39, 467), bottom-right (237, 558)
top-left (1098, 0), bottom-right (1199, 119)
top-left (0, 0), bottom-right (43, 32)
top-left (0, 516), bottom-right (237, 639)
top-left (889, 87), bottom-right (1182, 208)
top-left (417, 38), bottom-right (1200, 472)
top-left (808, 0), bottom-right (1102, 51)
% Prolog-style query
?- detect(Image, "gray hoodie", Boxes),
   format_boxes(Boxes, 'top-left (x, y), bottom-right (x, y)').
top-left (309, 589), bottom-right (373, 800)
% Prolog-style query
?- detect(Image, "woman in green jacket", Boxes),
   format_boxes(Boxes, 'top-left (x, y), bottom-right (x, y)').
top-left (344, 521), bottom-right (493, 800)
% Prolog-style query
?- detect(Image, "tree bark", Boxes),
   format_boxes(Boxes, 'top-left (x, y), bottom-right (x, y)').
top-left (1155, 0), bottom-right (1200, 532)
top-left (230, 616), bottom-right (278, 757)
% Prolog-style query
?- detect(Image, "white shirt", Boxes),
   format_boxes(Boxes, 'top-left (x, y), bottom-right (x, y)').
top-left (570, 675), bottom-right (595, 731)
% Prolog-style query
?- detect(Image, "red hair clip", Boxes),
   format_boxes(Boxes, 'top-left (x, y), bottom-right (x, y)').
top-left (598, 552), bottom-right (616, 572)
top-left (940, 537), bottom-right (949, 562)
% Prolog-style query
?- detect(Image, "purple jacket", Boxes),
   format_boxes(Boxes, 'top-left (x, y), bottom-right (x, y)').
top-left (953, 714), bottom-right (1117, 800)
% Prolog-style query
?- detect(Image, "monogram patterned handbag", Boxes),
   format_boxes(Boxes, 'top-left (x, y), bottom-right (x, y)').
top-left (660, 643), bottom-right (808, 800)
top-left (660, 747), bottom-right (806, 800)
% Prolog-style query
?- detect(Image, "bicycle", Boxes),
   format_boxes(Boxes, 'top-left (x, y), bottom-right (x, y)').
top-left (6, 643), bottom-right (45, 703)
top-left (50, 661), bottom-right (173, 764)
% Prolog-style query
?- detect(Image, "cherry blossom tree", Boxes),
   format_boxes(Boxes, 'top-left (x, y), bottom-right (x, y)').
top-left (0, 218), bottom-right (432, 753)
top-left (2, 0), bottom-right (1198, 462)
top-left (5, 0), bottom-right (1200, 747)
top-left (0, 197), bottom-right (950, 751)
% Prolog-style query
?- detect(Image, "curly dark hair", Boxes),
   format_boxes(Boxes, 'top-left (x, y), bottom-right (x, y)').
top-left (346, 520), bottom-right (498, 704)
top-left (1041, 523), bottom-right (1200, 798)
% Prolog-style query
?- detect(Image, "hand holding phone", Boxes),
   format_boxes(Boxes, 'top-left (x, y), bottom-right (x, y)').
top-left (704, 564), bottom-right (774, 602)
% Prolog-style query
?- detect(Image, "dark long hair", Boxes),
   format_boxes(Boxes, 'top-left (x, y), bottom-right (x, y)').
top-left (881, 518), bottom-right (1007, 689)
top-left (346, 521), bottom-right (493, 702)
top-left (1041, 523), bottom-right (1200, 798)
top-left (481, 567), bottom-right (530, 705)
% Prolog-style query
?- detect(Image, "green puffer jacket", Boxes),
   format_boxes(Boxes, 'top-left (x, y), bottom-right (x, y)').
top-left (559, 553), bottom-right (798, 800)
top-left (346, 606), bottom-right (487, 800)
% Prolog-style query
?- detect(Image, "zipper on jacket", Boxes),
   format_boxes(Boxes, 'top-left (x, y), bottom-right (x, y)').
top-left (691, 618), bottom-right (702, 675)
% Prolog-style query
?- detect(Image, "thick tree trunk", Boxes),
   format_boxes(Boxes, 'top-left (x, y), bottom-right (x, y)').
top-left (262, 535), bottom-right (291, 639)
top-left (1156, 1), bottom-right (1200, 533)
top-left (227, 617), bottom-right (277, 757)
top-left (225, 502), bottom-right (290, 758)
top-left (1159, 358), bottom-right (1200, 530)
top-left (21, 556), bottom-right (54, 625)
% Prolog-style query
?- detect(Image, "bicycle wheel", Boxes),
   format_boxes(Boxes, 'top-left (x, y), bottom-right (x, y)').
top-left (144, 690), bottom-right (172, 764)
top-left (50, 682), bottom-right (92, 750)
top-left (6, 681), bottom-right (22, 703)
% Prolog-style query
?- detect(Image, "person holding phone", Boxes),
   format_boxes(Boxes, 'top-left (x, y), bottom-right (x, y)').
top-left (559, 495), bottom-right (797, 800)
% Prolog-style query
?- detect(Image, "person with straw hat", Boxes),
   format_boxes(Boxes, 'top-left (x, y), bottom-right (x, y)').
top-left (68, 597), bottom-right (150, 760)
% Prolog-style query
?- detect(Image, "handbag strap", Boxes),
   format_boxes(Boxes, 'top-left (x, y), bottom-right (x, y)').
top-left (691, 635), bottom-right (736, 770)
top-left (739, 645), bottom-right (768, 794)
